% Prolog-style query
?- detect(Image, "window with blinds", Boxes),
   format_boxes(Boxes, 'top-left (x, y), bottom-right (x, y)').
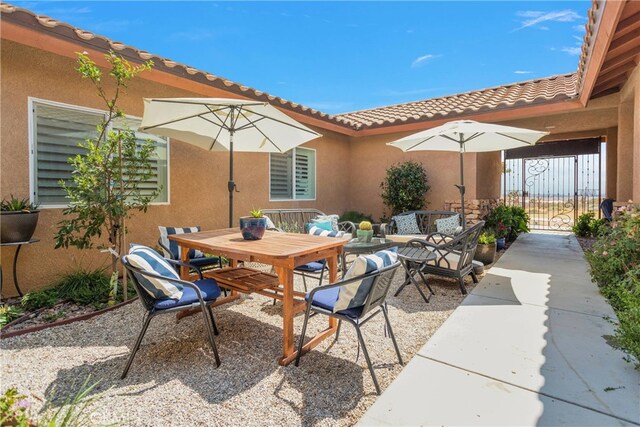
top-left (269, 147), bottom-right (316, 200)
top-left (32, 101), bottom-right (169, 206)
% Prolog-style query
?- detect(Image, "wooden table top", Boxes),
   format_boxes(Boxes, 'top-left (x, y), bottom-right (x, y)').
top-left (169, 228), bottom-right (349, 260)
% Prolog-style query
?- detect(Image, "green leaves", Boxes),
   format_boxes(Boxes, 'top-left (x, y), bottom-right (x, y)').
top-left (380, 161), bottom-right (430, 216)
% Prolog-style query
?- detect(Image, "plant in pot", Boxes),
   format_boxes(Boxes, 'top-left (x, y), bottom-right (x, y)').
top-left (475, 231), bottom-right (497, 265)
top-left (356, 221), bottom-right (374, 243)
top-left (1, 196), bottom-right (40, 244)
top-left (240, 208), bottom-right (268, 240)
top-left (494, 221), bottom-right (508, 250)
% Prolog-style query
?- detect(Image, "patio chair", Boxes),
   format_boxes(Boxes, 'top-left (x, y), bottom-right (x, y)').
top-left (295, 251), bottom-right (402, 395)
top-left (158, 226), bottom-right (224, 275)
top-left (398, 221), bottom-right (484, 295)
top-left (120, 244), bottom-right (222, 379)
top-left (600, 198), bottom-right (614, 222)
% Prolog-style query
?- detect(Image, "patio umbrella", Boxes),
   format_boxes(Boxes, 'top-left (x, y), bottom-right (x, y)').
top-left (140, 98), bottom-right (322, 227)
top-left (387, 120), bottom-right (548, 228)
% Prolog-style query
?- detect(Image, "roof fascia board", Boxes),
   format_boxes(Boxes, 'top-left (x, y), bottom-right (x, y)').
top-left (579, 1), bottom-right (626, 105)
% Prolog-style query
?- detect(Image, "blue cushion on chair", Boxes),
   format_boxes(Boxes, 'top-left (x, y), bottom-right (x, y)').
top-left (295, 261), bottom-right (325, 272)
top-left (154, 278), bottom-right (221, 310)
top-left (188, 256), bottom-right (221, 268)
top-left (158, 226), bottom-right (204, 259)
top-left (127, 244), bottom-right (184, 300)
top-left (306, 287), bottom-right (363, 319)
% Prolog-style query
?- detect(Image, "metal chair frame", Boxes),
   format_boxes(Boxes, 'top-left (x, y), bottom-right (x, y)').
top-left (157, 238), bottom-right (224, 274)
top-left (120, 255), bottom-right (221, 379)
top-left (295, 262), bottom-right (403, 395)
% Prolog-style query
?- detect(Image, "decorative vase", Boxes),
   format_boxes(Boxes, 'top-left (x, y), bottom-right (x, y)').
top-left (496, 237), bottom-right (506, 250)
top-left (474, 242), bottom-right (497, 265)
top-left (356, 229), bottom-right (373, 243)
top-left (0, 211), bottom-right (39, 243)
top-left (239, 217), bottom-right (267, 240)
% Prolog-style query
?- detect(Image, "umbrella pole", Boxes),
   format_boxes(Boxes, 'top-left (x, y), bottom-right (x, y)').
top-left (459, 143), bottom-right (466, 230)
top-left (228, 129), bottom-right (235, 228)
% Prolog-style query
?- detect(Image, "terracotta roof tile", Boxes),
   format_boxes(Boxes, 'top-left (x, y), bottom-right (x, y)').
top-left (1, 2), bottom-right (582, 133)
top-left (336, 73), bottom-right (579, 129)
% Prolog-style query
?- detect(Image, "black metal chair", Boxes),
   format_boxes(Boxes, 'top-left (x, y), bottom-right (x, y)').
top-left (600, 198), bottom-right (615, 222)
top-left (406, 221), bottom-right (485, 295)
top-left (120, 253), bottom-right (222, 379)
top-left (157, 237), bottom-right (224, 275)
top-left (295, 262), bottom-right (402, 395)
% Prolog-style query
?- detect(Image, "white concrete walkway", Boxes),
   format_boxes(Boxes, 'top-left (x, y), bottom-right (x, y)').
top-left (359, 232), bottom-right (640, 426)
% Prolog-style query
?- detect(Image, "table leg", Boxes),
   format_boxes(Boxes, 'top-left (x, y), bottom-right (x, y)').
top-left (276, 266), bottom-right (295, 365)
top-left (179, 246), bottom-right (190, 280)
top-left (326, 254), bottom-right (339, 328)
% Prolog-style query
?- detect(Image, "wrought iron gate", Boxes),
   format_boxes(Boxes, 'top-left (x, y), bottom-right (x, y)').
top-left (503, 138), bottom-right (602, 231)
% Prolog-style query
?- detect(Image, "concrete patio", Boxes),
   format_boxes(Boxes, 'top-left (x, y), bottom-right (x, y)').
top-left (359, 232), bottom-right (640, 426)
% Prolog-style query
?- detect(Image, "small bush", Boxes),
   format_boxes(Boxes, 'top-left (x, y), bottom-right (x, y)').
top-left (339, 211), bottom-right (374, 223)
top-left (478, 232), bottom-right (496, 245)
top-left (573, 212), bottom-right (607, 238)
top-left (585, 209), bottom-right (640, 368)
top-left (21, 288), bottom-right (59, 312)
top-left (56, 269), bottom-right (112, 306)
top-left (380, 161), bottom-right (430, 217)
top-left (0, 305), bottom-right (24, 328)
top-left (485, 204), bottom-right (530, 241)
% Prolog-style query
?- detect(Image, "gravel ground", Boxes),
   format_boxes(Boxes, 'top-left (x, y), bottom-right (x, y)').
top-left (1, 268), bottom-right (481, 426)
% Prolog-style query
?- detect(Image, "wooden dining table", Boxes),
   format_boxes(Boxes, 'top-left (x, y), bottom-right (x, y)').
top-left (169, 228), bottom-right (347, 365)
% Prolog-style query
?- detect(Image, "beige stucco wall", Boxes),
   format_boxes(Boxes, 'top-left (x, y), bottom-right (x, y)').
top-left (616, 63), bottom-right (640, 203)
top-left (606, 127), bottom-right (618, 199)
top-left (0, 41), bottom-right (350, 295)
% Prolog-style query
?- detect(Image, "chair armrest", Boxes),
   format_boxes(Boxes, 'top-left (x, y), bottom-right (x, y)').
top-left (338, 221), bottom-right (356, 236)
top-left (165, 258), bottom-right (204, 280)
top-left (157, 238), bottom-right (174, 259)
top-left (379, 223), bottom-right (388, 238)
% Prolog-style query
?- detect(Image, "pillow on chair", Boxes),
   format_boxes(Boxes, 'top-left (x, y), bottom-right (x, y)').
top-left (308, 225), bottom-right (345, 238)
top-left (334, 248), bottom-right (398, 312)
top-left (158, 226), bottom-right (204, 259)
top-left (435, 215), bottom-right (461, 235)
top-left (312, 214), bottom-right (340, 232)
top-left (127, 244), bottom-right (184, 300)
top-left (392, 213), bottom-right (421, 235)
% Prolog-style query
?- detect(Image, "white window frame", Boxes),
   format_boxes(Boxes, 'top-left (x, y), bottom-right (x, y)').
top-left (268, 147), bottom-right (317, 202)
top-left (28, 97), bottom-right (170, 208)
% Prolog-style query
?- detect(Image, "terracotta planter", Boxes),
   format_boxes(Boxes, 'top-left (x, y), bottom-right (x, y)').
top-left (475, 242), bottom-right (497, 265)
top-left (0, 211), bottom-right (39, 243)
top-left (239, 217), bottom-right (267, 240)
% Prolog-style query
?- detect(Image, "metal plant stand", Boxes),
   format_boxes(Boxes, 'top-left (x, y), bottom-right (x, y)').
top-left (0, 239), bottom-right (39, 297)
top-left (394, 246), bottom-right (436, 303)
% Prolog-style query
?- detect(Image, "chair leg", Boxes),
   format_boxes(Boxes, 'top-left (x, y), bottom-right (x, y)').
top-left (334, 319), bottom-right (342, 342)
top-left (382, 305), bottom-right (403, 365)
top-left (458, 277), bottom-right (468, 295)
top-left (121, 313), bottom-right (153, 379)
top-left (295, 307), bottom-right (313, 367)
top-left (302, 274), bottom-right (308, 292)
top-left (206, 304), bottom-right (219, 336)
top-left (355, 324), bottom-right (381, 395)
top-left (200, 304), bottom-right (221, 367)
top-left (471, 270), bottom-right (479, 284)
top-left (318, 267), bottom-right (325, 288)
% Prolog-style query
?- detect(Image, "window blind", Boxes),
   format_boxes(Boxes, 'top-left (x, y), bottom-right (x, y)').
top-left (270, 150), bottom-right (293, 200)
top-left (269, 147), bottom-right (315, 200)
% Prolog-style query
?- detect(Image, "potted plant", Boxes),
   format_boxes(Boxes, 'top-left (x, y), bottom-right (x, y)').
top-left (239, 208), bottom-right (268, 240)
top-left (495, 221), bottom-right (508, 250)
top-left (475, 231), bottom-right (497, 265)
top-left (1, 196), bottom-right (40, 243)
top-left (357, 221), bottom-right (374, 243)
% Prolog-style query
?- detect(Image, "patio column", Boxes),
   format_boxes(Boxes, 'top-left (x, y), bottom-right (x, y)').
top-left (616, 101), bottom-right (634, 202)
top-left (634, 81), bottom-right (640, 202)
top-left (605, 127), bottom-right (617, 200)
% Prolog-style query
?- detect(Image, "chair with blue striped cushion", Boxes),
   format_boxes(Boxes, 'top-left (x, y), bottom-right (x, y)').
top-left (295, 249), bottom-right (402, 395)
top-left (158, 226), bottom-right (223, 273)
top-left (120, 244), bottom-right (223, 379)
top-left (293, 225), bottom-right (346, 293)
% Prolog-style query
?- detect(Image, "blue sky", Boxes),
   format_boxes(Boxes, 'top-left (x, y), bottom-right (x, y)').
top-left (15, 1), bottom-right (590, 114)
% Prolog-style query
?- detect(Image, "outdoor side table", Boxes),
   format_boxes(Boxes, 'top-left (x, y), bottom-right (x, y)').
top-left (394, 246), bottom-right (436, 303)
top-left (0, 239), bottom-right (39, 297)
top-left (341, 237), bottom-right (397, 277)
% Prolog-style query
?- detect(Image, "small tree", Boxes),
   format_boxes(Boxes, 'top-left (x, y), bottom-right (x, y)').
top-left (380, 160), bottom-right (430, 217)
top-left (55, 52), bottom-right (155, 301)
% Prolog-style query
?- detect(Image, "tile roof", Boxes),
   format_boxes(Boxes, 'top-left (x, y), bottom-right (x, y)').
top-left (336, 73), bottom-right (579, 130)
top-left (1, 2), bottom-right (582, 133)
top-left (576, 0), bottom-right (604, 92)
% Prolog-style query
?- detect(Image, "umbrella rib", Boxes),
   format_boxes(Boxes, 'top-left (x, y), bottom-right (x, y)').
top-left (204, 106), bottom-right (233, 150)
top-left (235, 117), bottom-right (265, 131)
top-left (236, 109), bottom-right (319, 136)
top-left (151, 99), bottom-right (266, 108)
top-left (404, 134), bottom-right (437, 151)
top-left (141, 112), bottom-right (215, 131)
top-left (495, 132), bottom-right (536, 145)
top-left (238, 110), bottom-right (283, 152)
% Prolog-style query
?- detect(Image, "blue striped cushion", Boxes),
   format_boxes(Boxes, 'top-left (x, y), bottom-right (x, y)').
top-left (333, 248), bottom-right (398, 312)
top-left (127, 244), bottom-right (184, 300)
top-left (308, 225), bottom-right (344, 238)
top-left (158, 226), bottom-right (204, 260)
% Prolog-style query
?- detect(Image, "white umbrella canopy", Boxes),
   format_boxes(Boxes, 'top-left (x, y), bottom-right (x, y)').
top-left (140, 98), bottom-right (322, 226)
top-left (387, 120), bottom-right (548, 227)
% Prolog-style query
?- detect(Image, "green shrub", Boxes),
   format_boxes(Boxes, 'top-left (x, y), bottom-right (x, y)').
top-left (573, 212), bottom-right (607, 238)
top-left (585, 209), bottom-right (640, 368)
top-left (339, 211), bottom-right (374, 223)
top-left (21, 288), bottom-right (59, 312)
top-left (0, 388), bottom-right (32, 426)
top-left (56, 269), bottom-right (112, 307)
top-left (380, 161), bottom-right (430, 216)
top-left (0, 304), bottom-right (24, 328)
top-left (485, 204), bottom-right (529, 241)
top-left (478, 232), bottom-right (496, 245)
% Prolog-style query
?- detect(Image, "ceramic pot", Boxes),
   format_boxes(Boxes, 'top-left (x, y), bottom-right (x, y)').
top-left (239, 217), bottom-right (267, 240)
top-left (356, 229), bottom-right (373, 243)
top-left (0, 211), bottom-right (39, 243)
top-left (474, 242), bottom-right (497, 265)
top-left (496, 237), bottom-right (506, 250)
